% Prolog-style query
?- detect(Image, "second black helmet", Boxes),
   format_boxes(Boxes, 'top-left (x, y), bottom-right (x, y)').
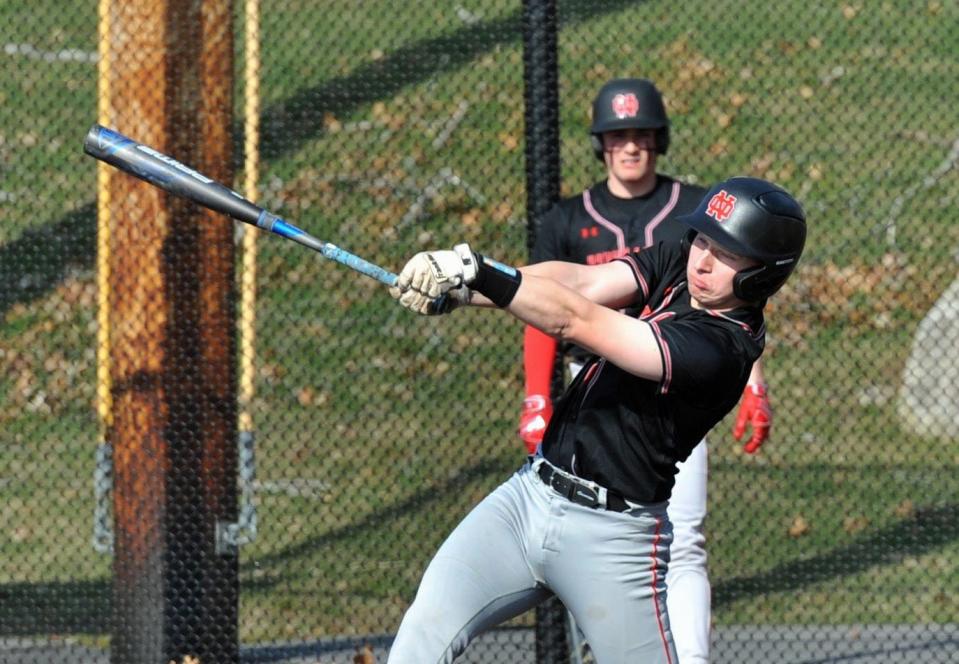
top-left (590, 78), bottom-right (670, 159)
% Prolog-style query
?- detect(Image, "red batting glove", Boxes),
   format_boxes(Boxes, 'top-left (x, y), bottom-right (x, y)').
top-left (733, 383), bottom-right (772, 454)
top-left (518, 394), bottom-right (552, 455)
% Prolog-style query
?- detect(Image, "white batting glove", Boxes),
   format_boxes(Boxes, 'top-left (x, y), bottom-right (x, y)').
top-left (390, 244), bottom-right (477, 315)
top-left (402, 244), bottom-right (477, 295)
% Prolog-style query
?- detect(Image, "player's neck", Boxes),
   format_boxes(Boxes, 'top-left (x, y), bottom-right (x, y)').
top-left (606, 172), bottom-right (657, 199)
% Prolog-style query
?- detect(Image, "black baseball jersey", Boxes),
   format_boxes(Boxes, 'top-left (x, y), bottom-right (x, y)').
top-left (531, 175), bottom-right (707, 266)
top-left (540, 241), bottom-right (766, 504)
top-left (532, 175), bottom-right (707, 362)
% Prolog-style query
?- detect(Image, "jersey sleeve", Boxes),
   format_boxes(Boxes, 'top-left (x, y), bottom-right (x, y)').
top-left (613, 240), bottom-right (679, 310)
top-left (648, 317), bottom-right (756, 403)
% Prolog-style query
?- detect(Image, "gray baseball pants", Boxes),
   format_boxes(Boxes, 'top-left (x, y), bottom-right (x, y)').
top-left (387, 459), bottom-right (677, 663)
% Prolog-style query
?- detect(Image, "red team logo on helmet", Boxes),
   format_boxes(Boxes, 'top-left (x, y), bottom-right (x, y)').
top-left (705, 190), bottom-right (737, 222)
top-left (611, 93), bottom-right (639, 119)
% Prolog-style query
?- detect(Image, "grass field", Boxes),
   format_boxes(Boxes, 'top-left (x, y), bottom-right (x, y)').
top-left (0, 0), bottom-right (957, 648)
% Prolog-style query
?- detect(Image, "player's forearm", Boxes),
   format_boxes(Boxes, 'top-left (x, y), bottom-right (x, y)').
top-left (465, 269), bottom-right (588, 334)
top-left (468, 274), bottom-right (584, 338)
top-left (520, 260), bottom-right (592, 286)
top-left (505, 274), bottom-right (593, 340)
top-left (467, 260), bottom-right (588, 309)
top-left (469, 257), bottom-right (637, 315)
top-left (506, 277), bottom-right (663, 380)
top-left (390, 245), bottom-right (635, 317)
top-left (389, 246), bottom-right (662, 379)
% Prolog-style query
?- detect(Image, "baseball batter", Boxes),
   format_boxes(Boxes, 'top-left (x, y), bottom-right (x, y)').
top-left (387, 176), bottom-right (807, 663)
top-left (518, 78), bottom-right (773, 663)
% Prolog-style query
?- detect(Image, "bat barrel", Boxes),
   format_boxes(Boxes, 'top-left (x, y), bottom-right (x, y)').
top-left (83, 124), bottom-right (399, 288)
top-left (83, 124), bottom-right (263, 224)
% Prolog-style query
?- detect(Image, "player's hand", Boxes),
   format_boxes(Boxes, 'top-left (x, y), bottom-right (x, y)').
top-left (733, 383), bottom-right (771, 454)
top-left (518, 394), bottom-right (552, 455)
top-left (390, 244), bottom-right (477, 314)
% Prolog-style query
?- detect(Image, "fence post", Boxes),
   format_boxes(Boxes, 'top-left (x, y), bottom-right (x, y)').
top-left (106, 0), bottom-right (238, 661)
top-left (522, 1), bottom-right (569, 662)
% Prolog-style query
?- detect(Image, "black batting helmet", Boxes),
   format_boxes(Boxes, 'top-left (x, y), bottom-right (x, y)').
top-left (677, 176), bottom-right (807, 302)
top-left (589, 78), bottom-right (670, 160)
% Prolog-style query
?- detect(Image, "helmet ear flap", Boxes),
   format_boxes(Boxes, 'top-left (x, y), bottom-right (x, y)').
top-left (590, 134), bottom-right (604, 161)
top-left (735, 264), bottom-right (792, 303)
top-left (732, 265), bottom-right (764, 302)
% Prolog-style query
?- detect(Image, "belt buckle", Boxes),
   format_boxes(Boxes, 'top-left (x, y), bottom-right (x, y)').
top-left (569, 483), bottom-right (600, 509)
top-left (550, 471), bottom-right (599, 509)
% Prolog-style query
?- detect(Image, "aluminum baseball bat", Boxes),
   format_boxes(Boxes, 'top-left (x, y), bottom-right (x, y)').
top-left (82, 123), bottom-right (398, 287)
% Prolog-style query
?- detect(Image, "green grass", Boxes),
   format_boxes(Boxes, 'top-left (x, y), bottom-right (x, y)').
top-left (1, 0), bottom-right (957, 648)
top-left (0, 0), bottom-right (97, 244)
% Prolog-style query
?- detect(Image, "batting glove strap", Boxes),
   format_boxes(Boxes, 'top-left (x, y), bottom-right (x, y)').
top-left (470, 252), bottom-right (522, 308)
top-left (452, 244), bottom-right (478, 283)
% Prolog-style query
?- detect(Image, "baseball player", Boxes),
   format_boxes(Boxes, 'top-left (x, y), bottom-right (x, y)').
top-left (518, 78), bottom-right (773, 663)
top-left (387, 175), bottom-right (807, 663)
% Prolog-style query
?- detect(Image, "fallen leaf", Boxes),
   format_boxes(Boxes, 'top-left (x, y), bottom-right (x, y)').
top-left (788, 515), bottom-right (810, 537)
top-left (842, 515), bottom-right (870, 534)
top-left (297, 387), bottom-right (314, 406)
top-left (354, 644), bottom-right (375, 664)
top-left (498, 132), bottom-right (519, 151)
top-left (894, 499), bottom-right (915, 519)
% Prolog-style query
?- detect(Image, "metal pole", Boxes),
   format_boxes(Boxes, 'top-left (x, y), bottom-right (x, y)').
top-left (522, 1), bottom-right (568, 663)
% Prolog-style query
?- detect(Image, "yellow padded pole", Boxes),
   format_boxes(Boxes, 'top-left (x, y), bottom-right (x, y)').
top-left (239, 0), bottom-right (262, 433)
top-left (96, 0), bottom-right (113, 433)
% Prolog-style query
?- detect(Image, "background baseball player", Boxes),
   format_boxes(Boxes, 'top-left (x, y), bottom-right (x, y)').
top-left (386, 176), bottom-right (807, 663)
top-left (519, 78), bottom-right (772, 663)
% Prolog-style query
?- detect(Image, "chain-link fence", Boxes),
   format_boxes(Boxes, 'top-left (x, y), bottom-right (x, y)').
top-left (1, 1), bottom-right (957, 662)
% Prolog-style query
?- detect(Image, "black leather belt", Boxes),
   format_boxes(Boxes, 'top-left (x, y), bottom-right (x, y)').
top-left (536, 462), bottom-right (629, 512)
